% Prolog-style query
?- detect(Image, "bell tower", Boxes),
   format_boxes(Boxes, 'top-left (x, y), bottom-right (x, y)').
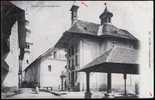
top-left (99, 3), bottom-right (113, 25)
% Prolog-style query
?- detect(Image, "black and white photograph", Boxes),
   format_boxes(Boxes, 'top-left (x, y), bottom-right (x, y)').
top-left (1, 0), bottom-right (154, 99)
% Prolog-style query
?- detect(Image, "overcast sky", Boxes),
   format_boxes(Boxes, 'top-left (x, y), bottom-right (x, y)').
top-left (11, 1), bottom-right (153, 97)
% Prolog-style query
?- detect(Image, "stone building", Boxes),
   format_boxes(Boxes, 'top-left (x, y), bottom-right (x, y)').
top-left (1, 1), bottom-right (28, 88)
top-left (55, 3), bottom-right (139, 95)
top-left (24, 47), bottom-right (66, 91)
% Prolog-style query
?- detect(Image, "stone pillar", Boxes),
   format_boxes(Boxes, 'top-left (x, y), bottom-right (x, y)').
top-left (107, 73), bottom-right (112, 93)
top-left (61, 77), bottom-right (64, 91)
top-left (124, 74), bottom-right (127, 96)
top-left (60, 73), bottom-right (66, 91)
top-left (85, 72), bottom-right (91, 99)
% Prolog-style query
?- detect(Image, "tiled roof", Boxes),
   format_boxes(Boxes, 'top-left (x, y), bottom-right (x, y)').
top-left (106, 47), bottom-right (138, 64)
top-left (78, 46), bottom-right (139, 74)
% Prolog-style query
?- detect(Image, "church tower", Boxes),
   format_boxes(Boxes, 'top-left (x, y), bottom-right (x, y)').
top-left (99, 3), bottom-right (113, 25)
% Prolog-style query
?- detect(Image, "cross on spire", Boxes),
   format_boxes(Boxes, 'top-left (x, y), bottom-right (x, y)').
top-left (104, 2), bottom-right (107, 7)
top-left (104, 2), bottom-right (108, 13)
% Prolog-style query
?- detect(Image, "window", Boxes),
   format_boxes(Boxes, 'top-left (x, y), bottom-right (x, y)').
top-left (65, 65), bottom-right (67, 69)
top-left (72, 59), bottom-right (74, 68)
top-left (69, 72), bottom-right (71, 83)
top-left (68, 48), bottom-right (71, 57)
top-left (27, 45), bottom-right (30, 49)
top-left (71, 46), bottom-right (74, 55)
top-left (112, 40), bottom-right (117, 47)
top-left (71, 71), bottom-right (74, 86)
top-left (75, 54), bottom-right (79, 66)
top-left (74, 71), bottom-right (77, 82)
top-left (25, 44), bottom-right (30, 49)
top-left (53, 51), bottom-right (56, 59)
top-left (26, 59), bottom-right (29, 64)
top-left (68, 44), bottom-right (80, 70)
top-left (48, 65), bottom-right (51, 72)
top-left (74, 45), bottom-right (79, 54)
top-left (84, 27), bottom-right (87, 30)
top-left (107, 17), bottom-right (111, 23)
top-left (68, 59), bottom-right (70, 69)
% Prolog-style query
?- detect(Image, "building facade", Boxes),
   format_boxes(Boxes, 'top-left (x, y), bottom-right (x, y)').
top-left (24, 48), bottom-right (66, 91)
top-left (55, 4), bottom-right (139, 94)
top-left (1, 1), bottom-right (28, 88)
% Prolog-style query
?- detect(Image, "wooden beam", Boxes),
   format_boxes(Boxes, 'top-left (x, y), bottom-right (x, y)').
top-left (124, 73), bottom-right (127, 96)
top-left (107, 73), bottom-right (112, 93)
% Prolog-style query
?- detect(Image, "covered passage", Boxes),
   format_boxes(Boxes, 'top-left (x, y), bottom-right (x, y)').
top-left (78, 47), bottom-right (139, 98)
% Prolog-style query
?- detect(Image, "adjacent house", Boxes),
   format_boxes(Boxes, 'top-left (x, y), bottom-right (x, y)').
top-left (55, 3), bottom-right (139, 96)
top-left (24, 47), bottom-right (66, 91)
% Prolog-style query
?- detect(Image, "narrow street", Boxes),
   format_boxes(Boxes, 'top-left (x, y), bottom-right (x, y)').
top-left (2, 88), bottom-right (105, 99)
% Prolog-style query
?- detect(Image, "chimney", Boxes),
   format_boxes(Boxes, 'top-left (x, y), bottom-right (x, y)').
top-left (70, 4), bottom-right (79, 25)
top-left (99, 3), bottom-right (113, 25)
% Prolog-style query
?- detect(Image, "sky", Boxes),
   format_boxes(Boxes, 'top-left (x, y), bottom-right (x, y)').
top-left (11, 1), bottom-right (153, 98)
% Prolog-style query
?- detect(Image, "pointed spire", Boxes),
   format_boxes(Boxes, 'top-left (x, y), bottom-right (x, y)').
top-left (99, 2), bottom-right (113, 25)
top-left (104, 2), bottom-right (107, 8)
top-left (104, 2), bottom-right (108, 13)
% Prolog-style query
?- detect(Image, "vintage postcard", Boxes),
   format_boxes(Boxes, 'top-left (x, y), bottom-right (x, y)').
top-left (1, 1), bottom-right (154, 99)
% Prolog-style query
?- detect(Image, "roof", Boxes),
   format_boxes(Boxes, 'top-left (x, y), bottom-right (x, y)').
top-left (106, 46), bottom-right (138, 64)
top-left (99, 6), bottom-right (113, 19)
top-left (55, 20), bottom-right (138, 49)
top-left (24, 47), bottom-right (55, 71)
top-left (68, 20), bottom-right (100, 36)
top-left (78, 46), bottom-right (139, 74)
top-left (101, 24), bottom-right (137, 40)
top-left (68, 20), bottom-right (137, 40)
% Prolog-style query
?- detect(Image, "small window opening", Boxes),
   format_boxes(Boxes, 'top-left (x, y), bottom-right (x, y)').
top-left (48, 65), bottom-right (51, 72)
